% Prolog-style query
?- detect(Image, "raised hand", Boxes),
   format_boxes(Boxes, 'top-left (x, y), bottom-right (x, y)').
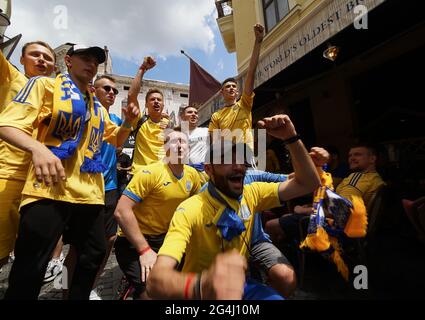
top-left (257, 114), bottom-right (297, 141)
top-left (122, 102), bottom-right (140, 124)
top-left (141, 56), bottom-right (156, 72)
top-left (254, 23), bottom-right (265, 43)
top-left (309, 147), bottom-right (329, 167)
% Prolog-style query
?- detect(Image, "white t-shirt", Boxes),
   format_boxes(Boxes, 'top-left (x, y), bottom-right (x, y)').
top-left (188, 127), bottom-right (209, 164)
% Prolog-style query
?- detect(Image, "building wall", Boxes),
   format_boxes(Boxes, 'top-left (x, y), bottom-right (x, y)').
top-left (54, 44), bottom-right (189, 124)
top-left (109, 75), bottom-right (189, 126)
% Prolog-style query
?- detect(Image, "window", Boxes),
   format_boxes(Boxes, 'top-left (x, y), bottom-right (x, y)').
top-left (262, 0), bottom-right (289, 32)
top-left (124, 86), bottom-right (130, 91)
top-left (180, 93), bottom-right (188, 98)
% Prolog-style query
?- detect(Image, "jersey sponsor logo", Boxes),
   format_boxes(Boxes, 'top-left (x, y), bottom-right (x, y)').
top-left (142, 170), bottom-right (151, 174)
top-left (53, 110), bottom-right (82, 141)
top-left (163, 181), bottom-right (171, 187)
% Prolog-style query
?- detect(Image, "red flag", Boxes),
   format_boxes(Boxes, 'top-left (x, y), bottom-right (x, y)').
top-left (188, 58), bottom-right (221, 107)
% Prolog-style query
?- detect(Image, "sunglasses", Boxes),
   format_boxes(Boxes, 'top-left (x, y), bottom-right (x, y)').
top-left (100, 85), bottom-right (119, 95)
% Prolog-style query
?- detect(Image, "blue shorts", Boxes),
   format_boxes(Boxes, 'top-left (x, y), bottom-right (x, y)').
top-left (243, 278), bottom-right (284, 300)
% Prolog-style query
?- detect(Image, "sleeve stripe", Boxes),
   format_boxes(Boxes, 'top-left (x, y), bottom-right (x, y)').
top-left (13, 77), bottom-right (36, 102)
top-left (123, 190), bottom-right (143, 203)
top-left (349, 172), bottom-right (362, 187)
top-left (14, 77), bottom-right (39, 103)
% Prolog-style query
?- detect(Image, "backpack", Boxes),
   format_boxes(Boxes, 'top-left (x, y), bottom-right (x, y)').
top-left (126, 114), bottom-right (149, 164)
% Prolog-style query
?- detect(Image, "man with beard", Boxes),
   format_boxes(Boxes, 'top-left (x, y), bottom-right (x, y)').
top-left (147, 114), bottom-right (320, 300)
top-left (114, 128), bottom-right (202, 299)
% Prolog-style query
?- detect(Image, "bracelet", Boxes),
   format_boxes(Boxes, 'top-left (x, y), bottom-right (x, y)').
top-left (184, 273), bottom-right (197, 300)
top-left (138, 246), bottom-right (151, 256)
top-left (193, 273), bottom-right (202, 300)
top-left (122, 122), bottom-right (132, 130)
top-left (282, 134), bottom-right (301, 145)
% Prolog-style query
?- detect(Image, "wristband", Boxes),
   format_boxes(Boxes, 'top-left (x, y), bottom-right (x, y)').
top-left (138, 246), bottom-right (151, 256)
top-left (122, 122), bottom-right (132, 130)
top-left (193, 273), bottom-right (202, 300)
top-left (184, 273), bottom-right (196, 300)
top-left (282, 134), bottom-right (300, 145)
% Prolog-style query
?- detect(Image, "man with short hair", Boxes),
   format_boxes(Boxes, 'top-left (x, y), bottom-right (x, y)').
top-left (147, 114), bottom-right (321, 300)
top-left (127, 57), bottom-right (171, 175)
top-left (208, 24), bottom-right (264, 152)
top-left (265, 144), bottom-right (385, 244)
top-left (0, 44), bottom-right (139, 299)
top-left (65, 74), bottom-right (123, 300)
top-left (180, 105), bottom-right (209, 182)
top-left (0, 41), bottom-right (56, 270)
top-left (114, 128), bottom-right (202, 299)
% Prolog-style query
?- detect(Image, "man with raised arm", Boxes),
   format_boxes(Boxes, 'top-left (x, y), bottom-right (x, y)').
top-left (147, 114), bottom-right (320, 300)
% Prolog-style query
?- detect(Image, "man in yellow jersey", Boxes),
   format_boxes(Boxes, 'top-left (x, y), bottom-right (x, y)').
top-left (127, 56), bottom-right (171, 175)
top-left (114, 127), bottom-right (201, 299)
top-left (0, 44), bottom-right (139, 300)
top-left (147, 114), bottom-right (321, 300)
top-left (208, 23), bottom-right (264, 152)
top-left (265, 144), bottom-right (385, 245)
top-left (0, 41), bottom-right (55, 270)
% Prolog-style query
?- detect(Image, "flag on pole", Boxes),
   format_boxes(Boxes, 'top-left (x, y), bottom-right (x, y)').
top-left (182, 50), bottom-right (221, 107)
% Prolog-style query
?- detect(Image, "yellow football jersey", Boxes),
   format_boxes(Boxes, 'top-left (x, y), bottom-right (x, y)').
top-left (0, 51), bottom-right (33, 181)
top-left (158, 182), bottom-right (281, 273)
top-left (208, 92), bottom-right (255, 151)
top-left (336, 172), bottom-right (385, 208)
top-left (131, 117), bottom-right (169, 175)
top-left (0, 77), bottom-right (121, 207)
top-left (119, 161), bottom-right (201, 236)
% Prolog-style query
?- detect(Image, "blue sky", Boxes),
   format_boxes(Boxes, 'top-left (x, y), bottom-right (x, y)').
top-left (5, 0), bottom-right (237, 85)
top-left (111, 27), bottom-right (236, 84)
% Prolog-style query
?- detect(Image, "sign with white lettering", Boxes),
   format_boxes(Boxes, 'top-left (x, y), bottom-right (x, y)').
top-left (253, 0), bottom-right (386, 87)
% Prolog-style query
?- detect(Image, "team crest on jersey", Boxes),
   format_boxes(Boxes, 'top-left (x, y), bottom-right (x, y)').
top-left (163, 182), bottom-right (171, 187)
top-left (239, 204), bottom-right (251, 221)
top-left (88, 127), bottom-right (101, 154)
top-left (53, 111), bottom-right (82, 141)
top-left (186, 181), bottom-right (192, 192)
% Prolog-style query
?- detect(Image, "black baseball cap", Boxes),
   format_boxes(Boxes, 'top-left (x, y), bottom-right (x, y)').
top-left (66, 44), bottom-right (106, 64)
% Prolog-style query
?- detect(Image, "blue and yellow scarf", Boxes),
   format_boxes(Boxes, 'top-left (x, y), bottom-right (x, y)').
top-left (208, 182), bottom-right (247, 241)
top-left (43, 73), bottom-right (106, 173)
top-left (300, 171), bottom-right (367, 281)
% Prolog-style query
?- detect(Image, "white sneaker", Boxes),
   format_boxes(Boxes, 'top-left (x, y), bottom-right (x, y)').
top-left (90, 287), bottom-right (102, 300)
top-left (43, 257), bottom-right (63, 283)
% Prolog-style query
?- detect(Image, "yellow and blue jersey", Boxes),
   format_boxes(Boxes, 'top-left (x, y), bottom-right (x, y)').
top-left (120, 162), bottom-right (202, 236)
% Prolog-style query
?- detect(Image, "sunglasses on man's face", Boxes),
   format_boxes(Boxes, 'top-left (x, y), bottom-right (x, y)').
top-left (100, 85), bottom-right (119, 95)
